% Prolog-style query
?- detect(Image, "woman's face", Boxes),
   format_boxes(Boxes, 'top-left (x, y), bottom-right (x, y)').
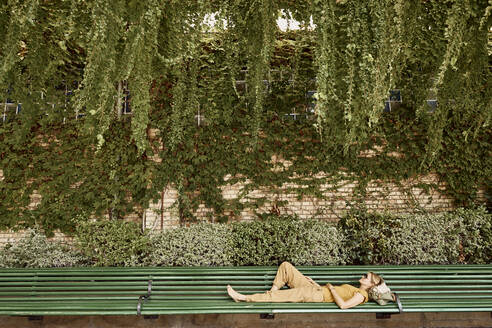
top-left (359, 272), bottom-right (373, 286)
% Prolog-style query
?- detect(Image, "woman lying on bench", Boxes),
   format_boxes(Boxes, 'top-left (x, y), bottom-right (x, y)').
top-left (227, 261), bottom-right (383, 309)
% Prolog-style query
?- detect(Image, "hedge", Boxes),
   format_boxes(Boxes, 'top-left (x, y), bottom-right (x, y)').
top-left (75, 220), bottom-right (150, 267)
top-left (0, 229), bottom-right (88, 268)
top-left (231, 215), bottom-right (346, 266)
top-left (147, 223), bottom-right (234, 266)
top-left (338, 207), bottom-right (491, 265)
top-left (0, 208), bottom-right (489, 267)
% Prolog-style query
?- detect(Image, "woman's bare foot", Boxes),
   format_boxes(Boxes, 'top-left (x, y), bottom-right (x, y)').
top-left (227, 285), bottom-right (247, 302)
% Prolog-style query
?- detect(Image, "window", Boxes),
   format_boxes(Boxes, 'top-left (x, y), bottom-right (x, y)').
top-left (1, 101), bottom-right (18, 123)
top-left (121, 81), bottom-right (131, 115)
top-left (426, 84), bottom-right (437, 113)
top-left (426, 99), bottom-right (437, 112)
top-left (384, 89), bottom-right (402, 112)
top-left (305, 90), bottom-right (316, 113)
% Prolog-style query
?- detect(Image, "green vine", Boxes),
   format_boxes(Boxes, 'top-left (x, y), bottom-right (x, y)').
top-left (0, 1), bottom-right (490, 233)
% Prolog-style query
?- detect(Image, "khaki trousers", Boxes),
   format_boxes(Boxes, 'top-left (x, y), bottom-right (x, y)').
top-left (246, 262), bottom-right (324, 303)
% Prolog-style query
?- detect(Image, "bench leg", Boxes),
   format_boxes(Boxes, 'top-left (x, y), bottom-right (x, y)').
top-left (144, 315), bottom-right (159, 320)
top-left (260, 313), bottom-right (275, 320)
top-left (376, 313), bottom-right (391, 319)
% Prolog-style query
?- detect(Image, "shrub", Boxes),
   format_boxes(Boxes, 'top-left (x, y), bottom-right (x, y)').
top-left (453, 207), bottom-right (492, 264)
top-left (0, 229), bottom-right (87, 268)
top-left (147, 222), bottom-right (233, 266)
top-left (338, 209), bottom-right (400, 265)
top-left (2, 208), bottom-right (488, 268)
top-left (75, 220), bottom-right (150, 266)
top-left (231, 215), bottom-right (306, 266)
top-left (290, 219), bottom-right (347, 266)
top-left (231, 215), bottom-right (345, 266)
top-left (339, 207), bottom-right (492, 265)
top-left (384, 213), bottom-right (462, 264)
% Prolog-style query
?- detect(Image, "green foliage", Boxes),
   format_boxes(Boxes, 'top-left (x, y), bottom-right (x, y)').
top-left (454, 207), bottom-right (492, 264)
top-left (147, 222), bottom-right (233, 266)
top-left (312, 0), bottom-right (413, 150)
top-left (0, 229), bottom-right (87, 268)
top-left (147, 217), bottom-right (346, 267)
top-left (146, 223), bottom-right (233, 266)
top-left (338, 208), bottom-right (399, 265)
top-left (339, 207), bottom-right (492, 265)
top-left (290, 219), bottom-right (347, 266)
top-left (231, 215), bottom-right (305, 266)
top-left (1, 208), bottom-right (490, 267)
top-left (231, 215), bottom-right (345, 266)
top-left (384, 213), bottom-right (462, 265)
top-left (75, 219), bottom-right (150, 267)
top-left (0, 1), bottom-right (490, 233)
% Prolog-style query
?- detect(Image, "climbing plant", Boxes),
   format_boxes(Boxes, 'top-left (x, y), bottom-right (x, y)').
top-left (0, 0), bottom-right (490, 232)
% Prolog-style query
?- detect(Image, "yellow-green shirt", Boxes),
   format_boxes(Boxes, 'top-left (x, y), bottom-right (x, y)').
top-left (322, 284), bottom-right (369, 304)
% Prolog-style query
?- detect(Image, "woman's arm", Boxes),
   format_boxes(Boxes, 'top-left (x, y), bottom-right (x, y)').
top-left (326, 284), bottom-right (365, 309)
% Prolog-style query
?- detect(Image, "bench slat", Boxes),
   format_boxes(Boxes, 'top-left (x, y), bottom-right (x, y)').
top-left (0, 265), bottom-right (490, 316)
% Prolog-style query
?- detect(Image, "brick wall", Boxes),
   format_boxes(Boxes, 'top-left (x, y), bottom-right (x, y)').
top-left (0, 230), bottom-right (73, 246)
top-left (142, 172), bottom-right (461, 233)
top-left (0, 167), bottom-right (485, 245)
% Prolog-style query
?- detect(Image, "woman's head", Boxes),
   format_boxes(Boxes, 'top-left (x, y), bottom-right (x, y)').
top-left (359, 272), bottom-right (383, 289)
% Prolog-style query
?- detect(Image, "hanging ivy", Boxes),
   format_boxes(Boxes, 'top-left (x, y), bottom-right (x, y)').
top-left (0, 0), bottom-right (490, 232)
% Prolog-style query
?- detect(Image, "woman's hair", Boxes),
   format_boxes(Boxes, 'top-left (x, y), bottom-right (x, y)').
top-left (369, 272), bottom-right (383, 287)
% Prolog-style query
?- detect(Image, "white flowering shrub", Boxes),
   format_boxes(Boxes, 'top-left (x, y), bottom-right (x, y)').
top-left (0, 229), bottom-right (88, 268)
top-left (341, 207), bottom-right (491, 265)
top-left (148, 222), bottom-right (234, 266)
top-left (384, 213), bottom-right (462, 264)
top-left (1, 208), bottom-right (488, 267)
top-left (291, 220), bottom-right (347, 265)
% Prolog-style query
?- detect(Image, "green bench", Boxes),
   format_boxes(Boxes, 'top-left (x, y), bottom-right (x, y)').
top-left (0, 265), bottom-right (491, 318)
